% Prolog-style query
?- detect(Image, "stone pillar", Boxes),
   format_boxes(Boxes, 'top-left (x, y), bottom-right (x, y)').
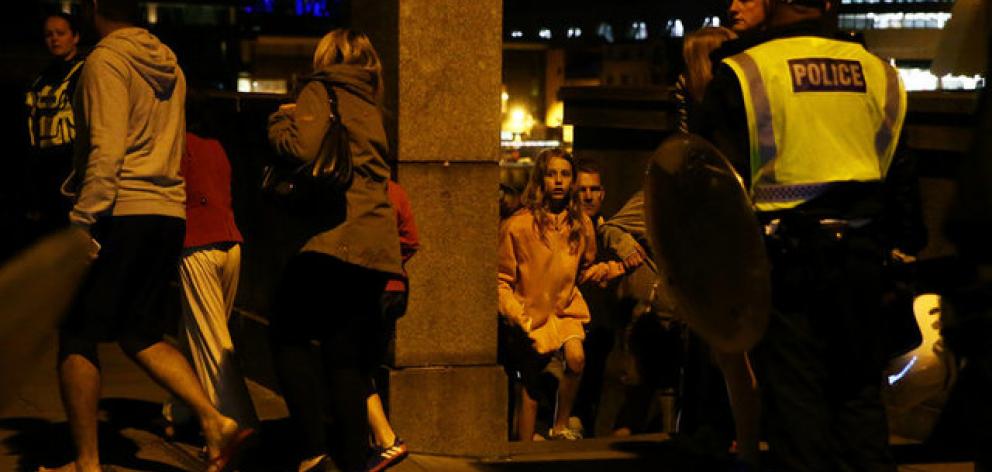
top-left (352, 0), bottom-right (507, 456)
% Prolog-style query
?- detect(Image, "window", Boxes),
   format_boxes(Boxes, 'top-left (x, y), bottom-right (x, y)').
top-left (897, 68), bottom-right (985, 91)
top-left (628, 21), bottom-right (648, 40)
top-left (597, 22), bottom-right (614, 43)
top-left (837, 12), bottom-right (951, 29)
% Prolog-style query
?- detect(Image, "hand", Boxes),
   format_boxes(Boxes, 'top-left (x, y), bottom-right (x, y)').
top-left (604, 261), bottom-right (626, 284)
top-left (890, 248), bottom-right (916, 264)
top-left (623, 243), bottom-right (648, 270)
top-left (87, 237), bottom-right (101, 261)
top-left (70, 225), bottom-right (100, 261)
top-left (579, 263), bottom-right (610, 285)
top-left (519, 316), bottom-right (533, 333)
top-left (278, 103), bottom-right (297, 113)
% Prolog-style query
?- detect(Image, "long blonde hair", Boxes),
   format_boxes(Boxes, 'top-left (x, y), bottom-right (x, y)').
top-left (683, 27), bottom-right (738, 103)
top-left (521, 148), bottom-right (585, 253)
top-left (313, 29), bottom-right (384, 100)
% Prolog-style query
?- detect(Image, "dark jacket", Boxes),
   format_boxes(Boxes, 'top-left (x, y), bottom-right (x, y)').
top-left (26, 54), bottom-right (85, 155)
top-left (268, 65), bottom-right (403, 276)
top-left (24, 55), bottom-right (85, 226)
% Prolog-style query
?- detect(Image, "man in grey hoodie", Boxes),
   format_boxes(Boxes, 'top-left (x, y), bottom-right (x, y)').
top-left (47, 1), bottom-right (251, 471)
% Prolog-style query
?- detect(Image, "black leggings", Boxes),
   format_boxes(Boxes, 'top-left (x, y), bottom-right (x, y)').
top-left (270, 252), bottom-right (388, 471)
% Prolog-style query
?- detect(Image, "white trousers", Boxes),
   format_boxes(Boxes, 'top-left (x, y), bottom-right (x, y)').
top-left (172, 243), bottom-right (258, 427)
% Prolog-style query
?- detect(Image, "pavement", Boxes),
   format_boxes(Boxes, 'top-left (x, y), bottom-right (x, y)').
top-left (0, 342), bottom-right (976, 472)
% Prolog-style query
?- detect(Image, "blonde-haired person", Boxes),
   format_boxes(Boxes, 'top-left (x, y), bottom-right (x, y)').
top-left (498, 148), bottom-right (613, 441)
top-left (684, 27), bottom-right (738, 105)
top-left (268, 29), bottom-right (403, 472)
top-left (674, 26), bottom-right (763, 469)
top-left (675, 27), bottom-right (738, 133)
top-left (311, 28), bottom-right (383, 101)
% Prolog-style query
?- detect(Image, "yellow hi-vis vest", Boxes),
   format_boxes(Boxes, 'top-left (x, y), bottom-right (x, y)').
top-left (722, 36), bottom-right (907, 212)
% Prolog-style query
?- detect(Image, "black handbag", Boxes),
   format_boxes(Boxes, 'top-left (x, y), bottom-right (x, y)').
top-left (261, 81), bottom-right (353, 208)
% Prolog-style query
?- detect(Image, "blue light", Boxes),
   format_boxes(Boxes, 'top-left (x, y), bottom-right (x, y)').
top-left (244, 0), bottom-right (274, 14)
top-left (296, 0), bottom-right (331, 17)
top-left (887, 355), bottom-right (918, 385)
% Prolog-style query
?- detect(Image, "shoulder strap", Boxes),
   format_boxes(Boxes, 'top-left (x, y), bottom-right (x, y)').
top-left (307, 80), bottom-right (346, 157)
top-left (309, 80), bottom-right (354, 178)
top-left (316, 80), bottom-right (343, 126)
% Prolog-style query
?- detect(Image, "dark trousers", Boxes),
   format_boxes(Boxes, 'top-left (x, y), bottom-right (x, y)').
top-left (753, 222), bottom-right (895, 472)
top-left (270, 252), bottom-right (387, 472)
top-left (573, 322), bottom-right (614, 435)
top-left (613, 313), bottom-right (683, 433)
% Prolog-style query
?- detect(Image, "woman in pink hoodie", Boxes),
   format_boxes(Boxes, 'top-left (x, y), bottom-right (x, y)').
top-left (498, 148), bottom-right (611, 441)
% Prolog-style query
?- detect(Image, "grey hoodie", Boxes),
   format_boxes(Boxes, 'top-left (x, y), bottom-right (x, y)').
top-left (69, 27), bottom-right (186, 227)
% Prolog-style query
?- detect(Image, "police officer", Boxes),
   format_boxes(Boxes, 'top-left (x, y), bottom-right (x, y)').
top-left (699, 0), bottom-right (907, 470)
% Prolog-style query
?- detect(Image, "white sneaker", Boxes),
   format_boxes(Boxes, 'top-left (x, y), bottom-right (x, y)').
top-left (567, 416), bottom-right (585, 436)
top-left (548, 426), bottom-right (583, 440)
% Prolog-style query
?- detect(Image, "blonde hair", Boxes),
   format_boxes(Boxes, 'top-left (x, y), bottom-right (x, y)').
top-left (313, 29), bottom-right (384, 100)
top-left (683, 27), bottom-right (738, 103)
top-left (522, 148), bottom-right (585, 253)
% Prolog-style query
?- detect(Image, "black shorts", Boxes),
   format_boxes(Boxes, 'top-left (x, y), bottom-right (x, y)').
top-left (59, 215), bottom-right (184, 360)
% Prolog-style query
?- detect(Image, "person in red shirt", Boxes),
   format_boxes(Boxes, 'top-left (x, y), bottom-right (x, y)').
top-left (366, 179), bottom-right (419, 471)
top-left (164, 92), bottom-right (258, 436)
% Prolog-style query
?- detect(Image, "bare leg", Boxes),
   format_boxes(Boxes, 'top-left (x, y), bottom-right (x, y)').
top-left (367, 393), bottom-right (397, 447)
top-left (47, 354), bottom-right (102, 472)
top-left (130, 341), bottom-right (239, 461)
top-left (714, 351), bottom-right (761, 466)
top-left (517, 387), bottom-right (539, 442)
top-left (553, 338), bottom-right (585, 432)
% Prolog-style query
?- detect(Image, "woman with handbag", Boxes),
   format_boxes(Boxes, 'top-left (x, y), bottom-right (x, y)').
top-left (267, 29), bottom-right (403, 472)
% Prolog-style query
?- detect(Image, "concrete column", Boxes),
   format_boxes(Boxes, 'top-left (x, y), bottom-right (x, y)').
top-left (352, 0), bottom-right (507, 456)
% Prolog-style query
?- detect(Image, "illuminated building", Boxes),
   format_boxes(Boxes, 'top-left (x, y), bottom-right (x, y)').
top-left (837, 0), bottom-right (984, 91)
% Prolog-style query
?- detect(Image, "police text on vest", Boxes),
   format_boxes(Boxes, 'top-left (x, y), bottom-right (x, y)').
top-left (788, 58), bottom-right (866, 93)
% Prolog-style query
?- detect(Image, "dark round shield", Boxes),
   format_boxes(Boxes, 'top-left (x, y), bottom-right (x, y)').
top-left (644, 133), bottom-right (770, 353)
